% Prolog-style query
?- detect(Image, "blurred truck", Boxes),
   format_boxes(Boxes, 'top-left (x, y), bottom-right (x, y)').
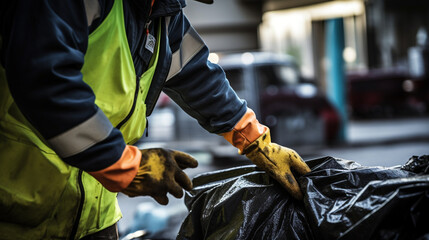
top-left (139, 52), bottom-right (340, 160)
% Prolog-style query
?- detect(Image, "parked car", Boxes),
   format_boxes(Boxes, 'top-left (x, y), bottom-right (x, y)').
top-left (138, 52), bottom-right (340, 160)
top-left (219, 52), bottom-right (340, 147)
top-left (347, 68), bottom-right (429, 118)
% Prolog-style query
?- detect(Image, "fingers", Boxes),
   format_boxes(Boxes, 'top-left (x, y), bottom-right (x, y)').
top-left (172, 151), bottom-right (199, 169)
top-left (288, 151), bottom-right (311, 176)
top-left (175, 169), bottom-right (193, 191)
top-left (153, 194), bottom-right (169, 205)
top-left (292, 159), bottom-right (311, 176)
top-left (130, 148), bottom-right (197, 205)
top-left (167, 179), bottom-right (185, 199)
top-left (165, 170), bottom-right (193, 200)
top-left (274, 170), bottom-right (303, 200)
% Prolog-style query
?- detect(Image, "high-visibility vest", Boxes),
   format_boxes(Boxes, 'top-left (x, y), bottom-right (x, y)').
top-left (0, 0), bottom-right (160, 238)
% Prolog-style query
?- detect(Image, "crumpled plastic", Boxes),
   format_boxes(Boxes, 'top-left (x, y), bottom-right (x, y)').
top-left (177, 156), bottom-right (429, 240)
top-left (401, 155), bottom-right (429, 174)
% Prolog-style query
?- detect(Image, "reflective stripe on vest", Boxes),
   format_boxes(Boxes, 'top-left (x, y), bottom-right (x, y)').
top-left (48, 0), bottom-right (162, 159)
top-left (47, 109), bottom-right (113, 158)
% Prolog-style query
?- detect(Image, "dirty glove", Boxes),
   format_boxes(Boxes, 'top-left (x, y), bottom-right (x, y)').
top-left (242, 129), bottom-right (310, 199)
top-left (221, 108), bottom-right (311, 199)
top-left (121, 148), bottom-right (198, 205)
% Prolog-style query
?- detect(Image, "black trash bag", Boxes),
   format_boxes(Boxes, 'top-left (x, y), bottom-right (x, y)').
top-left (302, 156), bottom-right (429, 240)
top-left (401, 155), bottom-right (429, 174)
top-left (178, 165), bottom-right (314, 240)
top-left (177, 156), bottom-right (429, 240)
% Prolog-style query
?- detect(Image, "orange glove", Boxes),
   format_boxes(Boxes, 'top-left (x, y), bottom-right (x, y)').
top-left (88, 145), bottom-right (141, 192)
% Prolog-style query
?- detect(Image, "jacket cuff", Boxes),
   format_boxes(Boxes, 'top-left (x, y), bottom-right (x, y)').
top-left (88, 145), bottom-right (141, 192)
top-left (220, 108), bottom-right (268, 153)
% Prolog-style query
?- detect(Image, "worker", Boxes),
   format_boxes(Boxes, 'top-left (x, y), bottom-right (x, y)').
top-left (0, 0), bottom-right (311, 239)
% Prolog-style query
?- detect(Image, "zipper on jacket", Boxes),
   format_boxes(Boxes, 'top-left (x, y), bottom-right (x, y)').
top-left (69, 170), bottom-right (85, 240)
top-left (116, 76), bottom-right (140, 129)
top-left (145, 59), bottom-right (169, 117)
top-left (117, 17), bottom-right (154, 130)
top-left (145, 117), bottom-right (149, 137)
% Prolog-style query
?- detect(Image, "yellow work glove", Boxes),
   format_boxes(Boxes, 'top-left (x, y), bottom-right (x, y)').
top-left (242, 129), bottom-right (311, 199)
top-left (121, 148), bottom-right (198, 205)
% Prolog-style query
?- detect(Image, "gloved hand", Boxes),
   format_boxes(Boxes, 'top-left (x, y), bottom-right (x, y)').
top-left (121, 148), bottom-right (198, 205)
top-left (242, 129), bottom-right (311, 199)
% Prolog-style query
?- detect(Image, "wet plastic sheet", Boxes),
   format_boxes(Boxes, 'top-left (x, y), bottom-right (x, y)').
top-left (177, 156), bottom-right (429, 240)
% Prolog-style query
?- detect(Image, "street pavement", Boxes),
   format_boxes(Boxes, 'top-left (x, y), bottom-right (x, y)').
top-left (117, 116), bottom-right (429, 237)
top-left (305, 116), bottom-right (429, 167)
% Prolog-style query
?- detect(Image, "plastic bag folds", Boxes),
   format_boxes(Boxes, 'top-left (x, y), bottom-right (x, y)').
top-left (177, 156), bottom-right (429, 240)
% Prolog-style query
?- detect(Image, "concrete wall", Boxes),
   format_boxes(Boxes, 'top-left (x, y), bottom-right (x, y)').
top-left (183, 0), bottom-right (263, 53)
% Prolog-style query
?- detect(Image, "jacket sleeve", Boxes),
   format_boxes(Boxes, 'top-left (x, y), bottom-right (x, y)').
top-left (163, 11), bottom-right (247, 134)
top-left (2, 0), bottom-right (138, 190)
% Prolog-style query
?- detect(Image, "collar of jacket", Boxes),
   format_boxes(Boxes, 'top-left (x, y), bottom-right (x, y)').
top-left (150, 0), bottom-right (186, 18)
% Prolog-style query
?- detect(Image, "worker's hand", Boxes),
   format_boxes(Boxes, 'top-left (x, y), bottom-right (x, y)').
top-left (121, 148), bottom-right (198, 205)
top-left (243, 129), bottom-right (311, 199)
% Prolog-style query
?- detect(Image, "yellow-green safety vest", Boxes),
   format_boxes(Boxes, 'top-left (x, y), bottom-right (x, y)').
top-left (0, 0), bottom-right (160, 238)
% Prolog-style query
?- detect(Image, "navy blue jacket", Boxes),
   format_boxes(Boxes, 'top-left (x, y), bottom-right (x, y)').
top-left (0, 0), bottom-right (246, 171)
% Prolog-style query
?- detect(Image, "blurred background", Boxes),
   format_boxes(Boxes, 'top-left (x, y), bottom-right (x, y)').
top-left (119, 0), bottom-right (429, 238)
